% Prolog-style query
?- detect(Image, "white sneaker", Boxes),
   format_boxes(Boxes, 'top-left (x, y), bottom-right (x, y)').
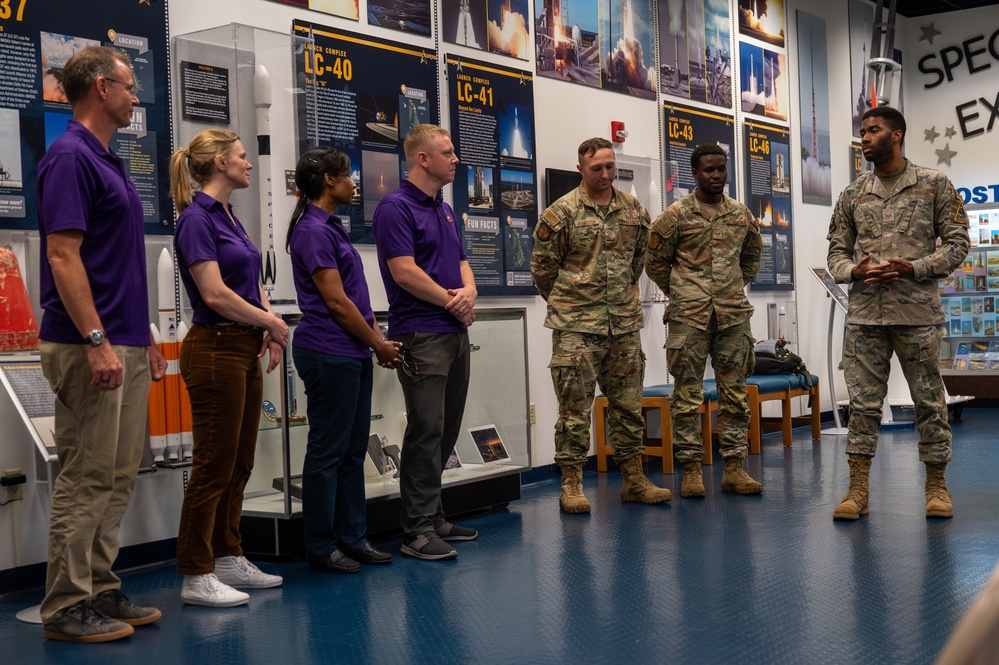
top-left (214, 555), bottom-right (283, 589)
top-left (180, 573), bottom-right (250, 607)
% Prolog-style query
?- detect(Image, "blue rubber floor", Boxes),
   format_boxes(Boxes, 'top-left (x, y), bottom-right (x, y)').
top-left (3, 410), bottom-right (998, 664)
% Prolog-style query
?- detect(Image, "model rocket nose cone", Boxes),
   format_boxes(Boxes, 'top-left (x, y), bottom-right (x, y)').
top-left (254, 64), bottom-right (273, 107)
top-left (157, 248), bottom-right (176, 309)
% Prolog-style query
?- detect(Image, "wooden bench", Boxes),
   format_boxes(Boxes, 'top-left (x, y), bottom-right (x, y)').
top-left (594, 381), bottom-right (719, 474)
top-left (745, 374), bottom-right (821, 453)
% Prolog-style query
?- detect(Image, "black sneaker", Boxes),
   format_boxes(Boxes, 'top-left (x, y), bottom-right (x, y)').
top-left (91, 589), bottom-right (162, 627)
top-left (401, 533), bottom-right (457, 560)
top-left (42, 600), bottom-right (134, 643)
top-left (435, 521), bottom-right (478, 541)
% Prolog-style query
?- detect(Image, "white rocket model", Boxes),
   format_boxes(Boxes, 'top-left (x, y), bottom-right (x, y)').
top-left (255, 64), bottom-right (276, 296)
top-left (157, 248), bottom-right (182, 461)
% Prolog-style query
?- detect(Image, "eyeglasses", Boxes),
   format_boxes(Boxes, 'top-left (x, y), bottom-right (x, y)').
top-left (104, 77), bottom-right (138, 97)
top-left (400, 355), bottom-right (420, 378)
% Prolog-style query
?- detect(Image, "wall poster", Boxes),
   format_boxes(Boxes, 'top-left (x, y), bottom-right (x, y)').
top-left (367, 0), bottom-right (432, 36)
top-left (657, 0), bottom-right (733, 109)
top-left (662, 103), bottom-right (735, 209)
top-left (293, 20), bottom-right (439, 244)
top-left (0, 0), bottom-right (172, 234)
top-left (796, 11), bottom-right (831, 206)
top-left (267, 0), bottom-right (359, 22)
top-left (737, 0), bottom-right (785, 48)
top-left (744, 120), bottom-right (793, 291)
top-left (534, 0), bottom-right (656, 100)
top-left (446, 56), bottom-right (537, 297)
top-left (442, 0), bottom-right (530, 60)
top-left (738, 41), bottom-right (788, 122)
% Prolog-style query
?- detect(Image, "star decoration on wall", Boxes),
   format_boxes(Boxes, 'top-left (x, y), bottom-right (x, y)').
top-left (945, 126), bottom-right (957, 139)
top-left (936, 143), bottom-right (957, 167)
top-left (920, 23), bottom-right (941, 44)
top-left (924, 126), bottom-right (940, 143)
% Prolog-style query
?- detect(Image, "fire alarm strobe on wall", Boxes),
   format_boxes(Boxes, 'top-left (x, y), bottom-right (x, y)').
top-left (611, 121), bottom-right (628, 143)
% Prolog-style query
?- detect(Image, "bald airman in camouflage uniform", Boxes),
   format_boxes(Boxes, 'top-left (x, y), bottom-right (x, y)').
top-left (827, 106), bottom-right (970, 521)
top-left (531, 137), bottom-right (671, 514)
top-left (646, 144), bottom-right (763, 499)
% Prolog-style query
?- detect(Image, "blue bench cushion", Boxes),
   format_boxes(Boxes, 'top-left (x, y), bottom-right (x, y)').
top-left (639, 381), bottom-right (718, 402)
top-left (747, 374), bottom-right (819, 391)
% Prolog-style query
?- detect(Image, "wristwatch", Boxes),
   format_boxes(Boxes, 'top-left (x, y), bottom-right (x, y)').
top-left (86, 329), bottom-right (106, 346)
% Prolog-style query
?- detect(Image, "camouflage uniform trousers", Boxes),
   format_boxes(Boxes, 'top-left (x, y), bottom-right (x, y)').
top-left (844, 323), bottom-right (951, 462)
top-left (548, 330), bottom-right (646, 466)
top-left (665, 318), bottom-right (754, 462)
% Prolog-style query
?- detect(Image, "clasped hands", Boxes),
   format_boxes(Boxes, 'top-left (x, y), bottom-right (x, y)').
top-left (445, 286), bottom-right (476, 327)
top-left (853, 253), bottom-right (914, 285)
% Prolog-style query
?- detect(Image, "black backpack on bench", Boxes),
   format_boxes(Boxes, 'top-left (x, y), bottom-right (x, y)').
top-left (753, 339), bottom-right (814, 406)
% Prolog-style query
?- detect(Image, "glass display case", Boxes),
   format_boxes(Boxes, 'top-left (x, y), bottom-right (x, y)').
top-left (172, 24), bottom-right (317, 307)
top-left (938, 203), bottom-right (999, 398)
top-left (242, 307), bottom-right (532, 555)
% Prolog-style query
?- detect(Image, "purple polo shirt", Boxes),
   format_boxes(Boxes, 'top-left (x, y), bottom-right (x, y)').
top-left (290, 204), bottom-right (375, 358)
top-left (372, 180), bottom-right (467, 335)
top-left (174, 192), bottom-right (265, 324)
top-left (37, 120), bottom-right (150, 346)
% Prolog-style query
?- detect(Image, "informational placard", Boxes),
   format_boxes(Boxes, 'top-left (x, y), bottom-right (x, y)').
top-left (267, 0), bottom-right (358, 22)
top-left (293, 20), bottom-right (439, 244)
top-left (848, 142), bottom-right (868, 183)
top-left (0, 0), bottom-right (173, 233)
top-left (446, 56), bottom-right (537, 296)
top-left (661, 103), bottom-right (735, 208)
top-left (534, 0), bottom-right (656, 100)
top-left (657, 0), bottom-right (733, 109)
top-left (441, 0), bottom-right (530, 60)
top-left (744, 119), bottom-right (794, 291)
top-left (809, 267), bottom-right (849, 312)
top-left (179, 61), bottom-right (230, 123)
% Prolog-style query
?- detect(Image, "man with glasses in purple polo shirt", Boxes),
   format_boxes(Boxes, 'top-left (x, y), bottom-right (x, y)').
top-left (373, 124), bottom-right (478, 561)
top-left (36, 47), bottom-right (167, 642)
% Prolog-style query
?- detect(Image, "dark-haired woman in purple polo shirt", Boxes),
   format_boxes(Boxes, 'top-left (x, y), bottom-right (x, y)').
top-left (170, 129), bottom-right (288, 607)
top-left (287, 147), bottom-right (402, 573)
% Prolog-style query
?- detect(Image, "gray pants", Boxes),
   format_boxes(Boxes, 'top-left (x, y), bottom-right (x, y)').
top-left (391, 331), bottom-right (470, 539)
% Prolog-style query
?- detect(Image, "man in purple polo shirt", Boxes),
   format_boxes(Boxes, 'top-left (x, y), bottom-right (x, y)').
top-left (36, 47), bottom-right (167, 643)
top-left (373, 124), bottom-right (478, 561)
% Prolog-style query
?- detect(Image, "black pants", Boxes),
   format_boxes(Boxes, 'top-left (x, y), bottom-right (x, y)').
top-left (392, 331), bottom-right (470, 539)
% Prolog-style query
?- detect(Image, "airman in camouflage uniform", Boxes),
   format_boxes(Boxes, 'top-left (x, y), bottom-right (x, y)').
top-left (646, 144), bottom-right (763, 498)
top-left (531, 137), bottom-right (670, 514)
top-left (826, 107), bottom-right (970, 521)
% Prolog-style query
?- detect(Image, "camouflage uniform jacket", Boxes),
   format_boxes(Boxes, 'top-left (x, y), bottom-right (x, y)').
top-left (530, 184), bottom-right (650, 334)
top-left (826, 160), bottom-right (970, 326)
top-left (646, 191), bottom-right (762, 331)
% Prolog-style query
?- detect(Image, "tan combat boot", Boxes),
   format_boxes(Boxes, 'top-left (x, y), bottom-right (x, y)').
top-left (721, 457), bottom-right (763, 494)
top-left (559, 464), bottom-right (591, 514)
top-left (925, 462), bottom-right (954, 518)
top-left (833, 455), bottom-right (872, 520)
top-left (680, 461), bottom-right (705, 498)
top-left (619, 456), bottom-right (671, 504)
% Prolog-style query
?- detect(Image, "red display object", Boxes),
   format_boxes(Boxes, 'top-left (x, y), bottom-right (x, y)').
top-left (0, 248), bottom-right (39, 352)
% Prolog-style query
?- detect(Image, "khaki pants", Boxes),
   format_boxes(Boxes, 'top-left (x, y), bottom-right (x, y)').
top-left (39, 342), bottom-right (150, 623)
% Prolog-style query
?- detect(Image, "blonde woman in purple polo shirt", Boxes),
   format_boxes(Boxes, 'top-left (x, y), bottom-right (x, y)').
top-left (287, 147), bottom-right (402, 573)
top-left (169, 129), bottom-right (288, 607)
